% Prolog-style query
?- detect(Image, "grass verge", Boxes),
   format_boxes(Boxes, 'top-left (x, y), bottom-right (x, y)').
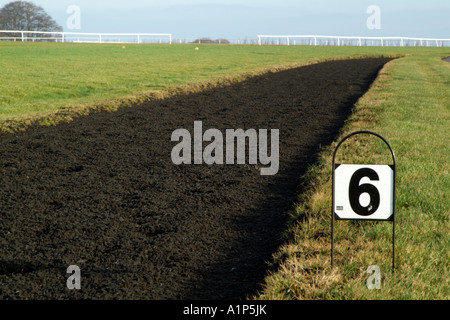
top-left (255, 53), bottom-right (449, 299)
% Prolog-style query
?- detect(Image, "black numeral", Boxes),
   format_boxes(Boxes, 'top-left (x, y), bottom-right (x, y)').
top-left (349, 168), bottom-right (380, 216)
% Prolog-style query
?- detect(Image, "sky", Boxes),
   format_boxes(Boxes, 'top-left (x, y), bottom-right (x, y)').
top-left (0, 0), bottom-right (449, 40)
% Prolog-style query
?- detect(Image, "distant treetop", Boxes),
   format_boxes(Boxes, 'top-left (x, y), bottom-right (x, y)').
top-left (191, 37), bottom-right (231, 44)
top-left (0, 1), bottom-right (62, 32)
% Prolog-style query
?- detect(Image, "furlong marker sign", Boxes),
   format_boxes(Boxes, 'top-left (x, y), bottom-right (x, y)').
top-left (331, 131), bottom-right (396, 269)
top-left (334, 164), bottom-right (394, 220)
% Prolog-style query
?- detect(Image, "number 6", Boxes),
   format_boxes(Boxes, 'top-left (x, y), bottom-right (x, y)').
top-left (349, 168), bottom-right (380, 216)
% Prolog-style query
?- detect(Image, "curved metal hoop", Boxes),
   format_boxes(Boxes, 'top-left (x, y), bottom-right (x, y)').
top-left (332, 130), bottom-right (396, 167)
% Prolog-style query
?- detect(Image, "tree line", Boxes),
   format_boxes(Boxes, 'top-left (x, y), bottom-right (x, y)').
top-left (0, 1), bottom-right (62, 33)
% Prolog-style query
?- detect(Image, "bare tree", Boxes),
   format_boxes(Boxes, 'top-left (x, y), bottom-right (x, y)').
top-left (0, 1), bottom-right (62, 33)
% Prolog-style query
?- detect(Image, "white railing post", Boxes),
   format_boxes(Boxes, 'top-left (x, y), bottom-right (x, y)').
top-left (2, 32), bottom-right (450, 47)
top-left (246, 34), bottom-right (439, 48)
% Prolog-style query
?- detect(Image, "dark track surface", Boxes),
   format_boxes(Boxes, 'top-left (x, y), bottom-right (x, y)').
top-left (0, 58), bottom-right (391, 299)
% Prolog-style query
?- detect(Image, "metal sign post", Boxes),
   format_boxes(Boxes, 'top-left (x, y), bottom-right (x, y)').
top-left (331, 131), bottom-right (396, 270)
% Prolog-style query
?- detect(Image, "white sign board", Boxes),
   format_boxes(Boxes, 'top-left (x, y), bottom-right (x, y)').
top-left (334, 164), bottom-right (394, 220)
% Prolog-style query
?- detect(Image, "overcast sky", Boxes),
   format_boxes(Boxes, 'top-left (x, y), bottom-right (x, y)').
top-left (1, 0), bottom-right (449, 39)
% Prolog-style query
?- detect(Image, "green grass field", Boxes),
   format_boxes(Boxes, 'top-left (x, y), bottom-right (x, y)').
top-left (1, 42), bottom-right (449, 299)
top-left (0, 42), bottom-right (445, 130)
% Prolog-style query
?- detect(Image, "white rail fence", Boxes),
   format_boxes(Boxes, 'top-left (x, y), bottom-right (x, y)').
top-left (1, 31), bottom-right (449, 47)
top-left (257, 35), bottom-right (450, 47)
top-left (0, 30), bottom-right (172, 44)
